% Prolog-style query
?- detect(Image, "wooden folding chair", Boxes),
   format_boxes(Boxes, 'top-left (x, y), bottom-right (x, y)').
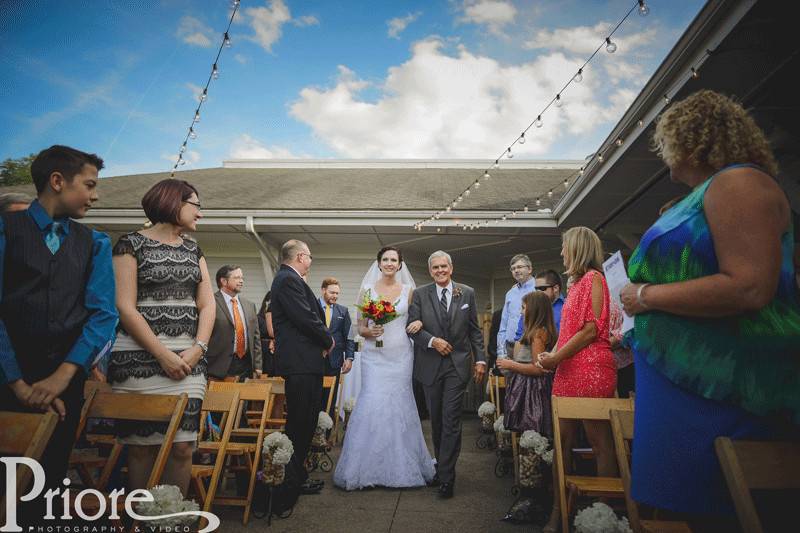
top-left (189, 389), bottom-right (239, 517)
top-left (201, 381), bottom-right (272, 525)
top-left (0, 411), bottom-right (58, 525)
top-left (715, 437), bottom-right (800, 533)
top-left (63, 391), bottom-right (188, 523)
top-left (245, 376), bottom-right (286, 433)
top-left (69, 380), bottom-right (122, 489)
top-left (610, 409), bottom-right (691, 533)
top-left (322, 375), bottom-right (337, 416)
top-left (488, 373), bottom-right (506, 417)
top-left (552, 396), bottom-right (634, 533)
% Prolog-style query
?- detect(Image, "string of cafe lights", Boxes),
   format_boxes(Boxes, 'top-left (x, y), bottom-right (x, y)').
top-left (449, 44), bottom-right (717, 233)
top-left (413, 0), bottom-right (652, 232)
top-left (170, 0), bottom-right (241, 176)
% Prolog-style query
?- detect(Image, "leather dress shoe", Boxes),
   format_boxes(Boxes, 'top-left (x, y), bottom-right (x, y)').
top-left (304, 478), bottom-right (324, 488)
top-left (437, 482), bottom-right (454, 499)
top-left (300, 479), bottom-right (324, 495)
top-left (427, 473), bottom-right (441, 487)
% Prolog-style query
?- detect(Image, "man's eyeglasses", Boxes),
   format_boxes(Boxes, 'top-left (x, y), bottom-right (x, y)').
top-left (535, 285), bottom-right (553, 291)
top-left (184, 200), bottom-right (202, 209)
top-left (299, 252), bottom-right (313, 260)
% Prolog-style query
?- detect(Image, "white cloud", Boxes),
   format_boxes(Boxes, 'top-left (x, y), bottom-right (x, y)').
top-left (289, 38), bottom-right (628, 158)
top-left (234, 53), bottom-right (249, 64)
top-left (229, 134), bottom-right (297, 159)
top-left (387, 12), bottom-right (421, 39)
top-left (161, 150), bottom-right (200, 167)
top-left (293, 15), bottom-right (319, 27)
top-left (524, 22), bottom-right (658, 56)
top-left (185, 82), bottom-right (205, 103)
top-left (176, 16), bottom-right (214, 48)
top-left (459, 1), bottom-right (517, 34)
top-left (242, 0), bottom-right (291, 52)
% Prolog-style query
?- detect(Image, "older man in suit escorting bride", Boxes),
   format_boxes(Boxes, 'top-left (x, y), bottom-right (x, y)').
top-left (408, 250), bottom-right (486, 498)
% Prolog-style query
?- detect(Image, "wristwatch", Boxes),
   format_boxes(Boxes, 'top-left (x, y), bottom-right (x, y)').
top-left (194, 340), bottom-right (209, 355)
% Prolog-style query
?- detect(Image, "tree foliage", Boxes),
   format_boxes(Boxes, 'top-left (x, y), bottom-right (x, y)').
top-left (0, 154), bottom-right (35, 186)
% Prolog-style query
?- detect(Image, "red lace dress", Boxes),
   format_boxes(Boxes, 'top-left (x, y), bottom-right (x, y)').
top-left (552, 270), bottom-right (616, 398)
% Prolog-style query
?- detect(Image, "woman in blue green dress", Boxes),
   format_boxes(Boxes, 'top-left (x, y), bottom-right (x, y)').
top-left (620, 90), bottom-right (800, 526)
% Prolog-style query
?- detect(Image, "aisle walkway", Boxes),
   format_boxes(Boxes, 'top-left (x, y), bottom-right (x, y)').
top-left (217, 415), bottom-right (535, 532)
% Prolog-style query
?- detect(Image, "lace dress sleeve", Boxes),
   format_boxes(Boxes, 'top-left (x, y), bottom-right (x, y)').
top-left (112, 233), bottom-right (136, 258)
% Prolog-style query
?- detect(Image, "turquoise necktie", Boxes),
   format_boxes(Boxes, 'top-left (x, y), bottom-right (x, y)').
top-left (45, 221), bottom-right (62, 254)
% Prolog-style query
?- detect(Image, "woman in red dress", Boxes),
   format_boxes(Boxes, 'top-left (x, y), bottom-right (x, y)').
top-left (538, 226), bottom-right (617, 532)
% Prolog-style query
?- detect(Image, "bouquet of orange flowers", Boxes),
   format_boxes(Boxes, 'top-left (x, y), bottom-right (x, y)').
top-left (357, 289), bottom-right (399, 347)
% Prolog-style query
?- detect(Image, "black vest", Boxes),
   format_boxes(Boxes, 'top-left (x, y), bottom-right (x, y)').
top-left (1, 210), bottom-right (93, 380)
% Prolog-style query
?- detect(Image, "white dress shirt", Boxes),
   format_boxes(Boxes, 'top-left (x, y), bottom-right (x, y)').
top-left (222, 291), bottom-right (248, 354)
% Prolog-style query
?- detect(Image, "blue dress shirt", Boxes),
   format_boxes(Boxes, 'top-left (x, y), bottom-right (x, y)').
top-left (0, 200), bottom-right (118, 384)
top-left (496, 277), bottom-right (536, 356)
top-left (514, 294), bottom-right (565, 341)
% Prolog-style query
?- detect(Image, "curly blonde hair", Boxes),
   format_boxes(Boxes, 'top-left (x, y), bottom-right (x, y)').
top-left (652, 90), bottom-right (778, 176)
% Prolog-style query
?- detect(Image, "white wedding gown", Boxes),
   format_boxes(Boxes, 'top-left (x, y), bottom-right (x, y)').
top-left (333, 283), bottom-right (435, 490)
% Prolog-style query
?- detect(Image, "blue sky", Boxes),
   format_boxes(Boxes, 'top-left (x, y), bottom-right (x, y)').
top-left (0, 0), bottom-right (704, 177)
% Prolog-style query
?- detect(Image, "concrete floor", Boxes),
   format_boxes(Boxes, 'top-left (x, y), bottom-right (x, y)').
top-left (214, 415), bottom-right (541, 533)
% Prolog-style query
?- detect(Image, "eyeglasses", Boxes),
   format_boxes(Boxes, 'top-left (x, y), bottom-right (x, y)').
top-left (184, 200), bottom-right (202, 209)
top-left (510, 265), bottom-right (531, 272)
top-left (299, 252), bottom-right (313, 261)
top-left (535, 285), bottom-right (554, 291)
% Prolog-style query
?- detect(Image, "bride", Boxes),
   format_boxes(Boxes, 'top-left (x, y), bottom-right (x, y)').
top-left (333, 246), bottom-right (435, 490)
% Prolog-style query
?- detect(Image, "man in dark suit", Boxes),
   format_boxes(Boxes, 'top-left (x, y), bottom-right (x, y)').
top-left (408, 250), bottom-right (486, 499)
top-left (318, 277), bottom-right (354, 416)
top-left (206, 265), bottom-right (263, 381)
top-left (271, 240), bottom-right (333, 502)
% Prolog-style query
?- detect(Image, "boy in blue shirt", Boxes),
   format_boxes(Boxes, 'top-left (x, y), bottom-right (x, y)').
top-left (0, 145), bottom-right (118, 516)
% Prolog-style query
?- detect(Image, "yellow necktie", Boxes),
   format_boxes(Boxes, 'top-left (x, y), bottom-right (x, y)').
top-left (325, 304), bottom-right (332, 327)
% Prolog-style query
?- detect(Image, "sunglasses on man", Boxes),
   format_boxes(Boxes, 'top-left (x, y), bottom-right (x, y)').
top-left (535, 285), bottom-right (553, 291)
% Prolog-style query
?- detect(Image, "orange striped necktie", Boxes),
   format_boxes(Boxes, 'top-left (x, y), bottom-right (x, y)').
top-left (232, 298), bottom-right (246, 358)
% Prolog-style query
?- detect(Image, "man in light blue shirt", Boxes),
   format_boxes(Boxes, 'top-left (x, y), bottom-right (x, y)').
top-left (496, 254), bottom-right (535, 359)
top-left (514, 269), bottom-right (565, 341)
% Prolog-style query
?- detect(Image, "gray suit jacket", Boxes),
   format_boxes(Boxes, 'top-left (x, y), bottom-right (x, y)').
top-left (206, 291), bottom-right (263, 378)
top-left (407, 282), bottom-right (485, 386)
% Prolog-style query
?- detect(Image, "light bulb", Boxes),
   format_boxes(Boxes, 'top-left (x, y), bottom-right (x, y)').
top-left (494, 219), bottom-right (499, 225)
top-left (483, 171), bottom-right (490, 181)
top-left (535, 115), bottom-right (543, 128)
top-left (574, 69), bottom-right (583, 83)
top-left (457, 195), bottom-right (463, 203)
top-left (605, 37), bottom-right (617, 54)
top-left (598, 153), bottom-right (604, 163)
top-left (189, 128), bottom-right (197, 139)
top-left (616, 138), bottom-right (624, 147)
top-left (232, 0), bottom-right (240, 7)
top-left (212, 64), bottom-right (219, 79)
top-left (519, 132), bottom-right (526, 144)
top-left (462, 225), bottom-right (467, 231)
top-left (179, 158), bottom-right (186, 166)
top-left (511, 211), bottom-right (517, 217)
top-left (193, 111), bottom-right (200, 123)
top-left (451, 201), bottom-right (457, 208)
top-left (474, 180), bottom-right (480, 189)
top-left (548, 190), bottom-right (553, 198)
top-left (446, 205), bottom-right (451, 212)
top-left (502, 215), bottom-right (507, 220)
top-left (663, 94), bottom-right (671, 104)
top-left (523, 204), bottom-right (529, 212)
top-left (637, 119), bottom-right (644, 127)
top-left (638, 1), bottom-right (649, 16)
top-left (536, 198), bottom-right (541, 207)
top-left (464, 189), bottom-right (471, 197)
top-left (180, 144), bottom-right (186, 153)
top-left (200, 89), bottom-right (207, 102)
top-left (224, 32), bottom-right (232, 48)
top-left (555, 94), bottom-right (563, 108)
top-left (506, 147), bottom-right (514, 159)
top-left (492, 160), bottom-right (499, 169)
top-left (564, 179), bottom-right (569, 188)
top-left (579, 166), bottom-right (585, 175)
top-left (691, 67), bottom-right (698, 79)
top-left (434, 213), bottom-right (440, 219)
top-left (437, 227), bottom-right (441, 233)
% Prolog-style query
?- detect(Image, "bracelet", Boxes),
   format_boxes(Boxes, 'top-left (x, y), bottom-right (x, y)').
top-left (194, 340), bottom-right (209, 355)
top-left (636, 283), bottom-right (651, 309)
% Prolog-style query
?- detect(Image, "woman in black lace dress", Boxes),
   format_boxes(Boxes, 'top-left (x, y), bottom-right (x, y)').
top-left (109, 179), bottom-right (215, 494)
